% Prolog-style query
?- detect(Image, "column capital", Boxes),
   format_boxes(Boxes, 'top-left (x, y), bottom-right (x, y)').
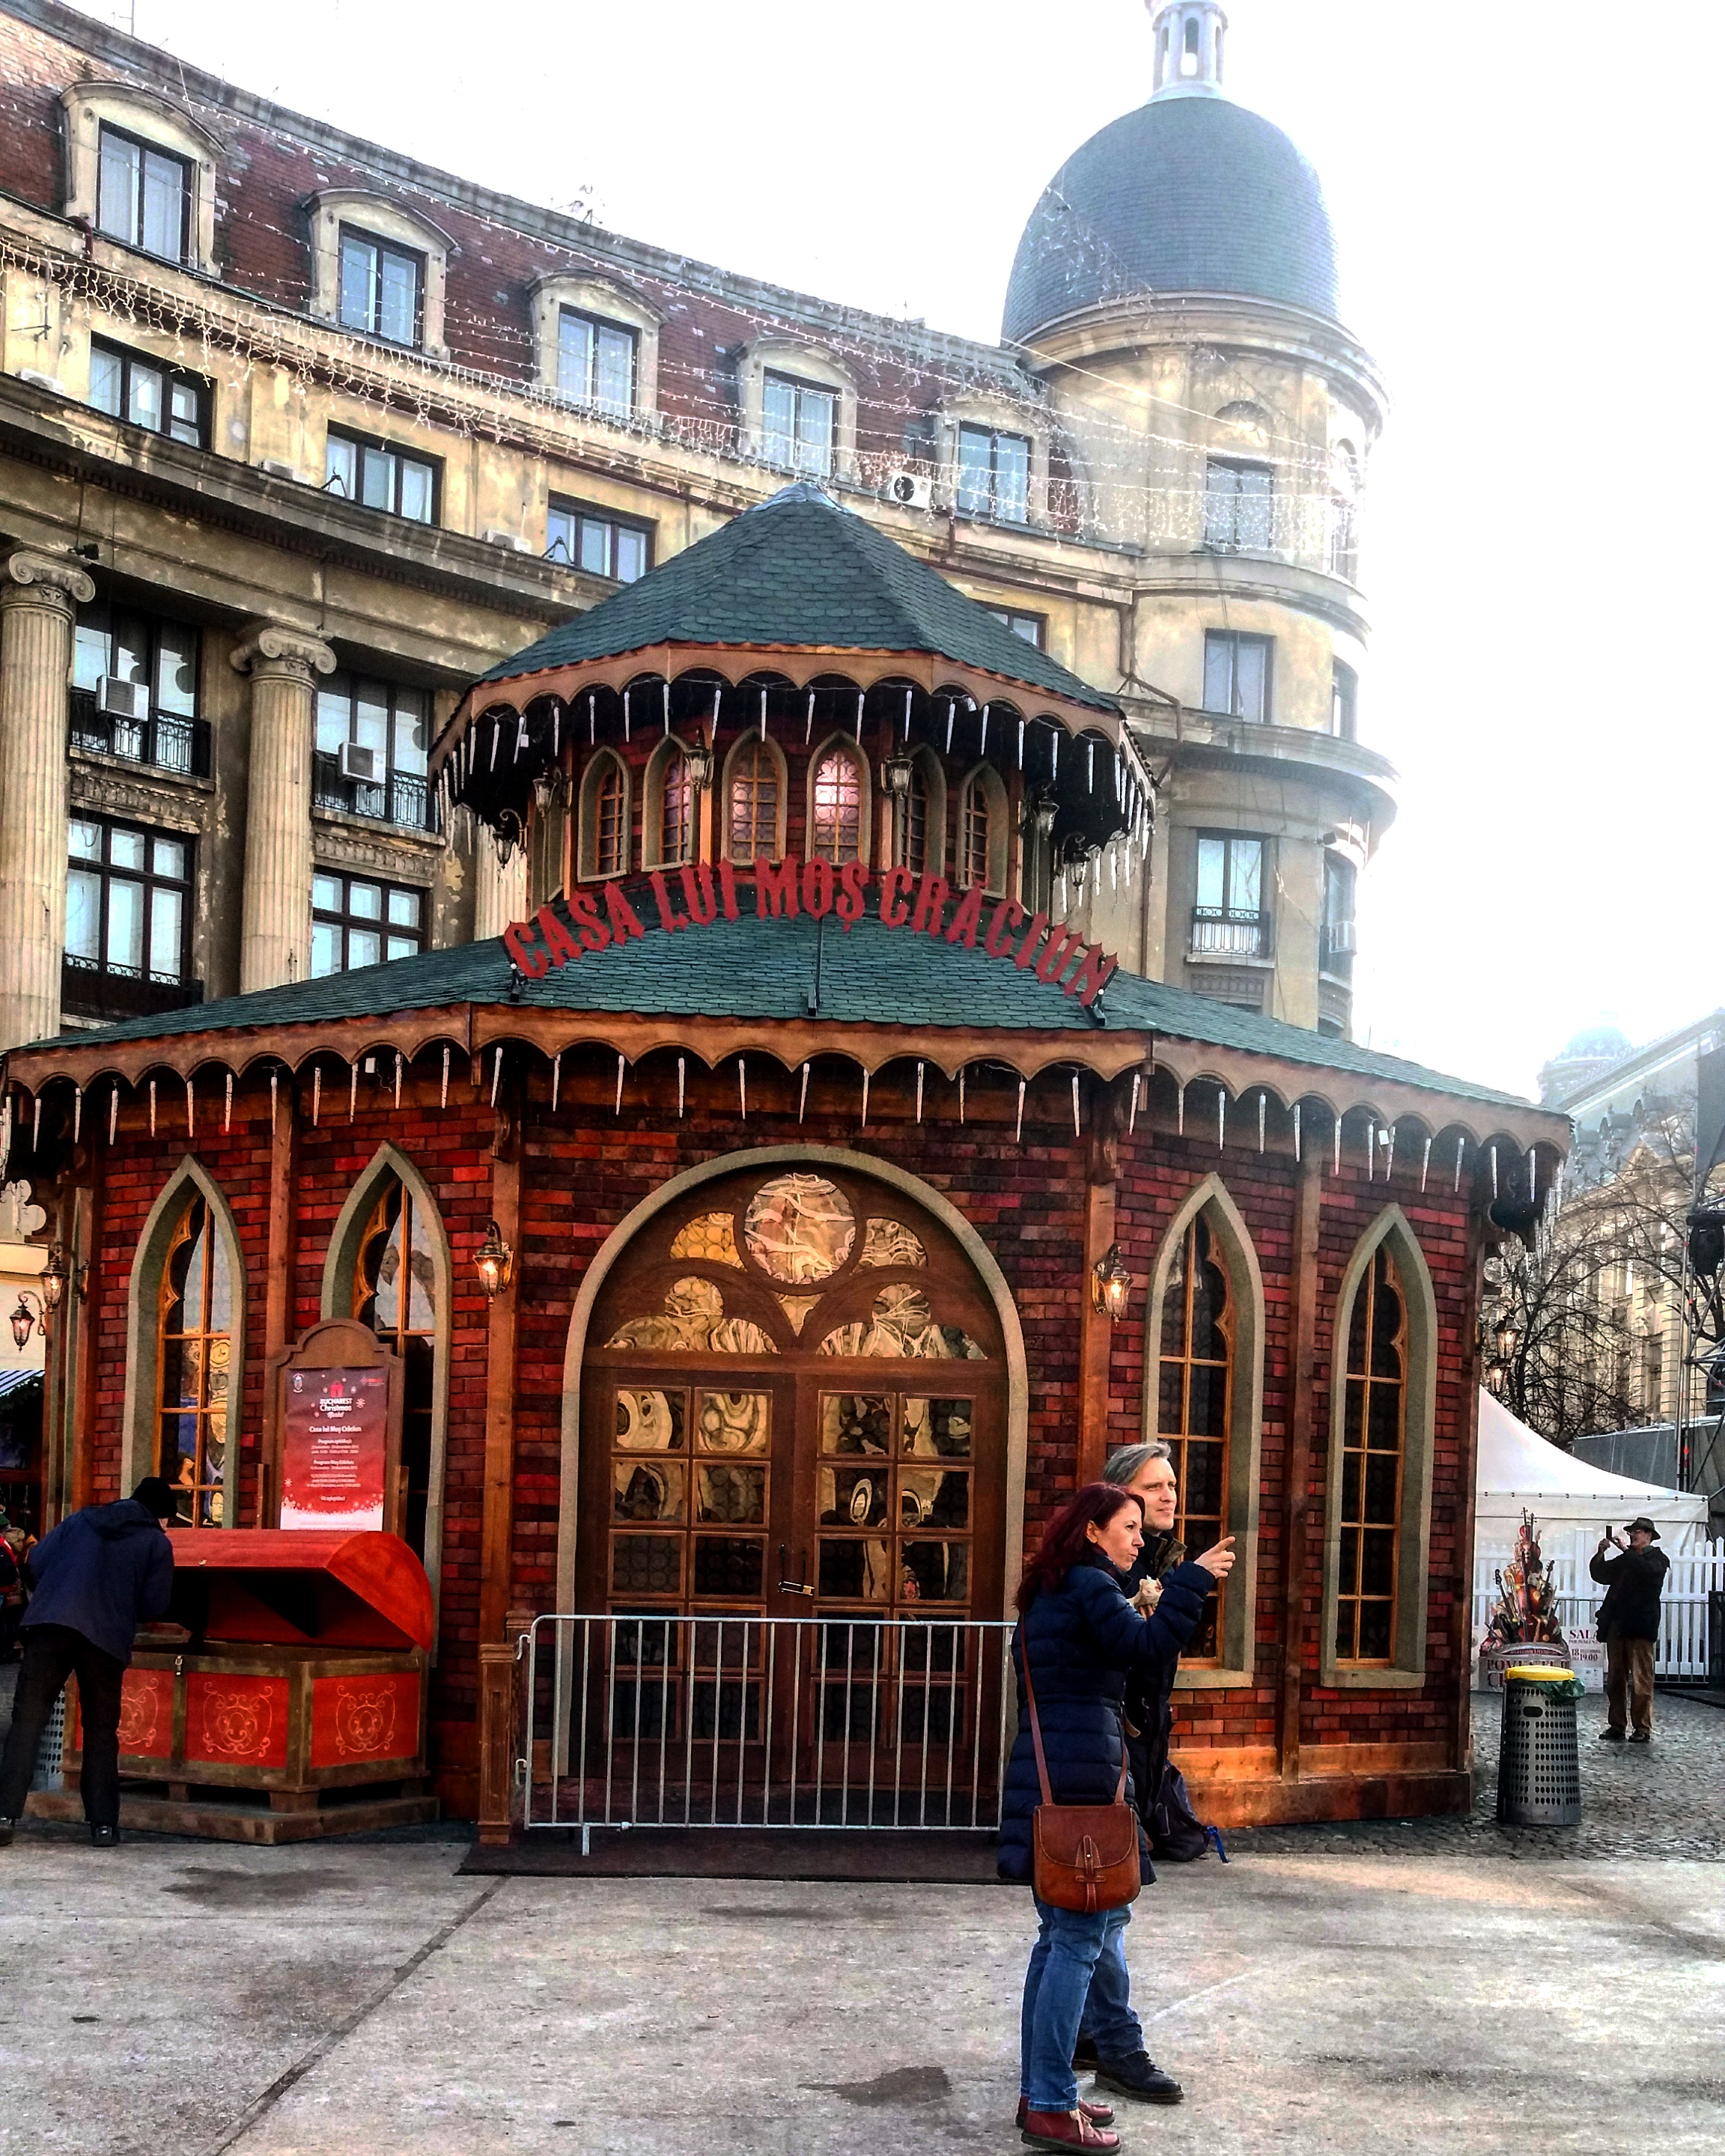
top-left (231, 620), bottom-right (337, 681)
top-left (2, 547), bottom-right (96, 612)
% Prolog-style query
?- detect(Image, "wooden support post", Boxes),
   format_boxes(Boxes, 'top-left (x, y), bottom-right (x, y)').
top-left (476, 1639), bottom-right (517, 1846)
top-left (69, 1177), bottom-right (100, 1515)
top-left (1277, 1149), bottom-right (1322, 1784)
top-left (1076, 1179), bottom-right (1117, 1487)
top-left (259, 1074), bottom-right (297, 1526)
top-left (478, 1101), bottom-right (522, 1645)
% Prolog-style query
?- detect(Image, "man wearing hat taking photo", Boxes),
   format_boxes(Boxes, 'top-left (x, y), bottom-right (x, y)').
top-left (1590, 1517), bottom-right (1670, 1744)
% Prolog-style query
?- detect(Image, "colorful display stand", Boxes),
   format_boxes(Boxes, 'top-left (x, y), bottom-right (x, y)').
top-left (32, 1528), bottom-right (436, 1843)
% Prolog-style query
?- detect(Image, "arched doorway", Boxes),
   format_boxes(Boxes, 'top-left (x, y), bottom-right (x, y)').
top-left (571, 1160), bottom-right (1009, 1812)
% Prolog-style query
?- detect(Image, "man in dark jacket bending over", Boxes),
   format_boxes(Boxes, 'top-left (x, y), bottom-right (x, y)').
top-left (0, 1478), bottom-right (176, 1845)
top-left (1590, 1514), bottom-right (1670, 1744)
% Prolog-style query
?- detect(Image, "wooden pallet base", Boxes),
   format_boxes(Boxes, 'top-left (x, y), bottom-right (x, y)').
top-left (25, 1788), bottom-right (440, 1844)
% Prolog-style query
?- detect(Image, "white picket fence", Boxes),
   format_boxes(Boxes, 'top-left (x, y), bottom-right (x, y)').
top-left (1472, 1532), bottom-right (1725, 1681)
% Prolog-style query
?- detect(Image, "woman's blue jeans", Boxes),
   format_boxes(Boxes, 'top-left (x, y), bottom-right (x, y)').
top-left (1020, 1896), bottom-right (1143, 2111)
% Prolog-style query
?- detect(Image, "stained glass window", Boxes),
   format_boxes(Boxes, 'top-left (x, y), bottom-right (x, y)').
top-left (1336, 1247), bottom-right (1407, 1663)
top-left (157, 1194), bottom-right (231, 1527)
top-left (743, 1175), bottom-right (856, 1283)
top-left (810, 746), bottom-right (863, 865)
top-left (353, 1178), bottom-right (438, 1557)
top-left (657, 749), bottom-right (694, 869)
top-left (606, 1277), bottom-right (776, 1355)
top-left (818, 1285), bottom-right (985, 1361)
top-left (669, 1213), bottom-right (743, 1268)
top-left (815, 1392), bottom-right (973, 1610)
top-left (1155, 1214), bottom-right (1232, 1657)
top-left (728, 740), bottom-right (779, 863)
top-left (609, 1388), bottom-right (772, 1609)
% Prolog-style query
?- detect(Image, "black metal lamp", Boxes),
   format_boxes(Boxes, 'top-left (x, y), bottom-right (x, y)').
top-left (9, 1297), bottom-right (35, 1350)
top-left (1090, 1243), bottom-right (1132, 1324)
top-left (475, 1219), bottom-right (514, 1300)
top-left (1030, 789), bottom-right (1059, 843)
top-left (881, 749), bottom-right (913, 800)
top-left (39, 1243), bottom-right (68, 1313)
top-left (1484, 1360), bottom-right (1509, 1400)
top-left (684, 737), bottom-right (715, 793)
top-left (1494, 1317), bottom-right (1520, 1362)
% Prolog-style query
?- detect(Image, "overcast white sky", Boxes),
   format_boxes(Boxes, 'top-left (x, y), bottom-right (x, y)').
top-left (91, 0), bottom-right (1724, 1100)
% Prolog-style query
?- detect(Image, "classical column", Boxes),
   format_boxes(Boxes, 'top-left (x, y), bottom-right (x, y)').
top-left (231, 623), bottom-right (336, 993)
top-left (472, 838), bottom-right (528, 941)
top-left (0, 548), bottom-right (95, 1052)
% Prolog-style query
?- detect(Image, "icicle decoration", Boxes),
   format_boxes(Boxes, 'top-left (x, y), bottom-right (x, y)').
top-left (148, 1081), bottom-right (156, 1137)
top-left (979, 704), bottom-right (990, 754)
top-left (1420, 1134), bottom-right (1432, 1193)
top-left (491, 1047), bottom-right (503, 1106)
top-left (311, 1068), bottom-right (321, 1127)
top-left (224, 1072), bottom-right (233, 1133)
top-left (1086, 740), bottom-right (1095, 791)
top-left (1217, 1088), bottom-right (1226, 1151)
top-left (1490, 1144), bottom-right (1499, 1198)
top-left (348, 1063), bottom-right (358, 1121)
top-left (958, 1068), bottom-right (966, 1124)
top-left (944, 701), bottom-right (955, 753)
top-left (854, 689), bottom-right (865, 740)
top-left (1293, 1103), bottom-right (1302, 1163)
top-left (489, 722), bottom-right (499, 770)
top-left (73, 1085), bottom-right (82, 1144)
top-left (615, 1053), bottom-right (626, 1115)
top-left (805, 687), bottom-right (815, 744)
top-left (0, 1096), bottom-right (10, 1173)
top-left (551, 1051), bottom-right (562, 1112)
top-left (902, 686), bottom-right (912, 740)
top-left (1453, 1135), bottom-right (1465, 1193)
top-left (1014, 1078), bottom-right (1026, 1146)
top-left (440, 1047), bottom-right (451, 1109)
top-left (1258, 1093), bottom-right (1266, 1153)
top-left (270, 1070), bottom-right (278, 1133)
top-left (553, 704), bottom-right (561, 758)
top-left (758, 686), bottom-right (768, 743)
top-left (394, 1053), bottom-right (403, 1110)
top-left (1071, 1073), bottom-right (1081, 1138)
top-left (677, 1056), bottom-right (686, 1119)
top-left (1527, 1146), bottom-right (1539, 1205)
top-left (1386, 1124), bottom-right (1398, 1178)
top-left (1016, 716), bottom-right (1025, 769)
top-left (1128, 1071), bottom-right (1140, 1135)
top-left (860, 1068), bottom-right (870, 1127)
top-left (916, 1062), bottom-right (925, 1124)
top-left (1177, 1084), bottom-right (1185, 1136)
top-left (185, 1074), bottom-right (195, 1136)
top-left (588, 691), bottom-right (597, 744)
top-left (797, 1062), bottom-right (809, 1123)
top-left (1050, 728), bottom-right (1059, 779)
top-left (623, 685), bottom-right (632, 741)
top-left (1366, 1119), bottom-right (1375, 1181)
top-left (108, 1084), bottom-right (119, 1145)
top-left (663, 681), bottom-right (671, 736)
top-left (737, 1056), bottom-right (747, 1120)
top-left (1333, 1114), bottom-right (1342, 1178)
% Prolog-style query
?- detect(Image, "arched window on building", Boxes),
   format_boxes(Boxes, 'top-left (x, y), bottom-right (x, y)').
top-left (1322, 1206), bottom-right (1438, 1688)
top-left (726, 737), bottom-right (784, 863)
top-left (353, 1178), bottom-right (439, 1558)
top-left (1154, 1213), bottom-right (1232, 1657)
top-left (904, 758), bottom-right (931, 874)
top-left (647, 739), bottom-right (696, 870)
top-left (157, 1193), bottom-right (234, 1526)
top-left (958, 766), bottom-right (1008, 894)
top-left (899, 749), bottom-right (945, 877)
top-left (809, 740), bottom-right (867, 865)
top-left (578, 750), bottom-right (630, 880)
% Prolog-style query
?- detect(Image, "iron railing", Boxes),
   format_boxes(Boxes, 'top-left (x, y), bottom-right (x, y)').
top-left (60, 954), bottom-right (202, 1023)
top-left (68, 688), bottom-right (211, 780)
top-left (520, 1613), bottom-right (1015, 1834)
top-left (1190, 907), bottom-right (1271, 959)
top-left (311, 751), bottom-right (438, 834)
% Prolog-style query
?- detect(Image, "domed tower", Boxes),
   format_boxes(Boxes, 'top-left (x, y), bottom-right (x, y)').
top-left (1006, 0), bottom-right (1393, 1037)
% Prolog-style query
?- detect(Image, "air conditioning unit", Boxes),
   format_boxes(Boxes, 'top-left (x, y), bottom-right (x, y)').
top-left (338, 741), bottom-right (381, 784)
top-left (884, 469), bottom-right (932, 510)
top-left (258, 457), bottom-right (298, 482)
top-left (482, 527), bottom-right (526, 551)
top-left (95, 675), bottom-right (147, 721)
top-left (1325, 921), bottom-right (1358, 956)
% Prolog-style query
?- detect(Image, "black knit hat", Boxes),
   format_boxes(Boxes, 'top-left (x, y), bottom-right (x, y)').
top-left (130, 1476), bottom-right (177, 1522)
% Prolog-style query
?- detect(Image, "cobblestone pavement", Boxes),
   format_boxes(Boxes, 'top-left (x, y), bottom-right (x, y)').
top-left (1226, 1688), bottom-right (1725, 1861)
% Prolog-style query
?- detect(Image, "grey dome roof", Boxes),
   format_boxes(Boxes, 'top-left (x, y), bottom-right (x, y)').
top-left (1558, 1025), bottom-right (1632, 1063)
top-left (1003, 96), bottom-right (1339, 344)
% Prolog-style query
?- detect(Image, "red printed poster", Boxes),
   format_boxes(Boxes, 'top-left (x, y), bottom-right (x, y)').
top-left (280, 1365), bottom-right (388, 1530)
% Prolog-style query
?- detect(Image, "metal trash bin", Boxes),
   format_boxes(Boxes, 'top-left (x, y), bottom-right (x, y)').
top-left (1497, 1664), bottom-right (1582, 1827)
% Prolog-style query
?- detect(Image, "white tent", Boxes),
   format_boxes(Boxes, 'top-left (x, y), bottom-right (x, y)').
top-left (1475, 1389), bottom-right (1708, 1556)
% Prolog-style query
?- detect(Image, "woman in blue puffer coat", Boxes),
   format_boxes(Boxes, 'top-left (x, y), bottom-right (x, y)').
top-left (1003, 1481), bottom-right (1233, 2152)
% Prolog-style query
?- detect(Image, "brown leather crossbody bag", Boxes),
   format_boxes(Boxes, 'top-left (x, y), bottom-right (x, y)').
top-left (1022, 1652), bottom-right (1142, 1914)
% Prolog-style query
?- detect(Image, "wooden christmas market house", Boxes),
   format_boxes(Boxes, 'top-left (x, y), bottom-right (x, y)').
top-left (5, 487), bottom-right (1567, 1840)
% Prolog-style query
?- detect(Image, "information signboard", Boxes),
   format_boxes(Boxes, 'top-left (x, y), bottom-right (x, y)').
top-left (280, 1365), bottom-right (390, 1530)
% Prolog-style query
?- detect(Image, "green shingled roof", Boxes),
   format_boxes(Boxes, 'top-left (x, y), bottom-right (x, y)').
top-left (472, 484), bottom-right (1120, 716)
top-left (23, 904), bottom-right (1536, 1115)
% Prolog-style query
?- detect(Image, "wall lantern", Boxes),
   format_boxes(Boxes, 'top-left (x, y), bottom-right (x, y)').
top-left (684, 737), bottom-right (716, 793)
top-left (474, 1219), bottom-right (514, 1301)
top-left (1484, 1361), bottom-right (1509, 1400)
top-left (1493, 1318), bottom-right (1521, 1362)
top-left (9, 1292), bottom-right (43, 1350)
top-left (1090, 1243), bottom-right (1132, 1324)
top-left (40, 1242), bottom-right (71, 1313)
top-left (1030, 789), bottom-right (1059, 843)
top-left (881, 749), bottom-right (914, 800)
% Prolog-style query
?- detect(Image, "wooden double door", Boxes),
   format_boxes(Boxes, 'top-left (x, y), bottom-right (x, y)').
top-left (575, 1163), bottom-right (1006, 1802)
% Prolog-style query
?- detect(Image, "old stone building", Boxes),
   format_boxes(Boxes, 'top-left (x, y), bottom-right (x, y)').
top-left (0, 0), bottom-right (1390, 1065)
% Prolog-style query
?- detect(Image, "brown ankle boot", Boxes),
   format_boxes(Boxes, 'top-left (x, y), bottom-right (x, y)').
top-left (1017, 2095), bottom-right (1115, 2131)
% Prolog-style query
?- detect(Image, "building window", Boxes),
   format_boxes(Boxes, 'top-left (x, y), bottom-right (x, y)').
top-left (1193, 834), bottom-right (1268, 957)
top-left (1331, 660), bottom-right (1358, 740)
top-left (1202, 630), bottom-right (1272, 724)
top-left (762, 373), bottom-right (836, 478)
top-left (87, 338), bottom-right (207, 447)
top-left (338, 228), bottom-right (422, 345)
top-left (1202, 459), bottom-right (1273, 551)
top-left (547, 499), bottom-right (650, 583)
top-left (157, 1193), bottom-right (232, 1526)
top-left (988, 607), bottom-right (1046, 650)
top-left (314, 672), bottom-right (433, 831)
top-left (557, 309), bottom-right (636, 414)
top-left (903, 761), bottom-right (931, 874)
top-left (352, 1176), bottom-right (439, 1557)
top-left (71, 603), bottom-right (207, 778)
top-left (1335, 1246), bottom-right (1407, 1665)
top-left (958, 770), bottom-right (1004, 893)
top-left (1321, 853), bottom-right (1357, 978)
top-left (96, 124), bottom-right (189, 261)
top-left (579, 752), bottom-right (630, 881)
top-left (1329, 494), bottom-right (1357, 580)
top-left (957, 424), bottom-right (1031, 523)
top-left (727, 740), bottom-right (780, 864)
top-left (1155, 1213), bottom-right (1232, 1660)
top-left (651, 743), bottom-right (696, 870)
top-left (64, 814), bottom-right (198, 1023)
top-left (325, 428), bottom-right (439, 525)
top-left (810, 743), bottom-right (865, 865)
top-left (311, 872), bottom-right (425, 976)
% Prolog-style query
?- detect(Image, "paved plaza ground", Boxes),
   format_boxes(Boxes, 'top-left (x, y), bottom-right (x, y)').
top-left (0, 1688), bottom-right (1721, 2156)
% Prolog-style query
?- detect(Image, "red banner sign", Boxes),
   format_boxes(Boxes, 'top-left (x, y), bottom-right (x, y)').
top-left (502, 858), bottom-right (1118, 1008)
top-left (281, 1365), bottom-right (389, 1531)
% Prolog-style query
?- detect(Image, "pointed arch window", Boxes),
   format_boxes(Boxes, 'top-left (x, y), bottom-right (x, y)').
top-left (904, 760), bottom-right (931, 875)
top-left (353, 1178), bottom-right (438, 1558)
top-left (1335, 1246), bottom-right (1408, 1664)
top-left (728, 739), bottom-right (780, 863)
top-left (657, 746), bottom-right (695, 870)
top-left (579, 751), bottom-right (630, 881)
top-left (157, 1194), bottom-right (233, 1526)
top-left (961, 774), bottom-right (994, 892)
top-left (1154, 1213), bottom-right (1232, 1657)
top-left (810, 743), bottom-right (865, 865)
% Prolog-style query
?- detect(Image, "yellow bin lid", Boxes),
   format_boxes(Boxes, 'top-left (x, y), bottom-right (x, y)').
top-left (1503, 1664), bottom-right (1577, 1683)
